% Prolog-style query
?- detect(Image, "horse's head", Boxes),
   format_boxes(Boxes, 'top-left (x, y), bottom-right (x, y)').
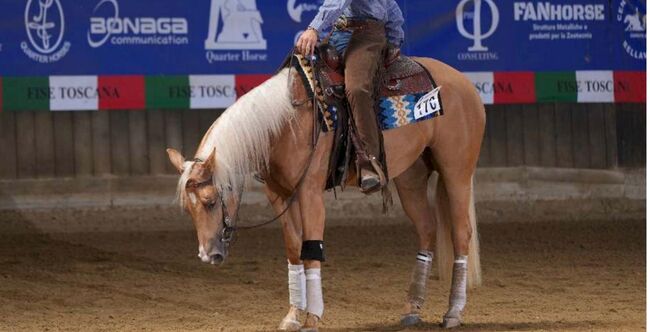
top-left (166, 147), bottom-right (239, 266)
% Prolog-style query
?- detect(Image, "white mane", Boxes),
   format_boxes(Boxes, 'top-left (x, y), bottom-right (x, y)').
top-left (176, 68), bottom-right (295, 207)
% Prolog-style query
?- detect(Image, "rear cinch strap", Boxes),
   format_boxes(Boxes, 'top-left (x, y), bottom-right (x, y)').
top-left (301, 240), bottom-right (326, 262)
top-left (445, 255), bottom-right (468, 319)
top-left (407, 250), bottom-right (434, 309)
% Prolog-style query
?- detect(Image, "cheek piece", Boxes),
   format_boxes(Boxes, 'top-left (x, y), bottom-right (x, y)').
top-left (300, 240), bottom-right (326, 262)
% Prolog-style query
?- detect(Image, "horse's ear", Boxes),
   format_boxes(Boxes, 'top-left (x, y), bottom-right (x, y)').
top-left (203, 148), bottom-right (217, 173)
top-left (166, 148), bottom-right (185, 173)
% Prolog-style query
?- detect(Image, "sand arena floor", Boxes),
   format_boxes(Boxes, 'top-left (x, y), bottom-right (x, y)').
top-left (0, 212), bottom-right (645, 331)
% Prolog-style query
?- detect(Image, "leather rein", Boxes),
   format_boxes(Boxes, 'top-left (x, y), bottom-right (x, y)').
top-left (187, 53), bottom-right (322, 250)
top-left (188, 96), bottom-right (322, 250)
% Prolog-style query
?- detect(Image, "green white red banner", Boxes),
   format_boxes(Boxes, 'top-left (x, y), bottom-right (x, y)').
top-left (0, 71), bottom-right (645, 112)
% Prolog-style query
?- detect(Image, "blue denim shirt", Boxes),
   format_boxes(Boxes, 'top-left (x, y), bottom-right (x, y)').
top-left (309, 0), bottom-right (405, 47)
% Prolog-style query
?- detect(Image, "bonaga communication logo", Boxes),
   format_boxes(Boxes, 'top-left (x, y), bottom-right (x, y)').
top-left (456, 0), bottom-right (500, 61)
top-left (617, 0), bottom-right (646, 60)
top-left (88, 0), bottom-right (189, 48)
top-left (22, 0), bottom-right (71, 63)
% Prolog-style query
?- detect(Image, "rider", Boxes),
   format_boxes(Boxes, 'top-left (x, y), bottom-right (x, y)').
top-left (296, 0), bottom-right (405, 194)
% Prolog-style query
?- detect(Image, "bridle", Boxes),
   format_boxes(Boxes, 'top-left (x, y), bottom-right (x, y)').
top-left (217, 184), bottom-right (240, 249)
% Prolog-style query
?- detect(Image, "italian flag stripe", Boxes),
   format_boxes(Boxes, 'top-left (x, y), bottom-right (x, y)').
top-left (4, 77), bottom-right (49, 111)
top-left (494, 72), bottom-right (536, 104)
top-left (576, 71), bottom-right (614, 103)
top-left (235, 74), bottom-right (273, 99)
top-left (145, 76), bottom-right (190, 110)
top-left (614, 71), bottom-right (646, 103)
top-left (536, 72), bottom-right (578, 102)
top-left (189, 75), bottom-right (236, 109)
top-left (0, 71), bottom-right (645, 111)
top-left (463, 72), bottom-right (494, 105)
top-left (50, 76), bottom-right (99, 111)
top-left (99, 76), bottom-right (145, 110)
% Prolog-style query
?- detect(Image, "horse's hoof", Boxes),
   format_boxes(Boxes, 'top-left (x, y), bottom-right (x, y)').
top-left (441, 316), bottom-right (462, 329)
top-left (299, 313), bottom-right (319, 332)
top-left (278, 318), bottom-right (301, 331)
top-left (400, 314), bottom-right (422, 327)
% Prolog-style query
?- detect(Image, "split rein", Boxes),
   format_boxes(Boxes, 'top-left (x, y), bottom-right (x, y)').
top-left (189, 53), bottom-right (322, 249)
top-left (219, 53), bottom-right (322, 246)
top-left (192, 140), bottom-right (319, 249)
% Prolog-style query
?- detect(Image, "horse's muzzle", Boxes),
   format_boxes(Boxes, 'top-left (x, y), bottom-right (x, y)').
top-left (198, 244), bottom-right (226, 266)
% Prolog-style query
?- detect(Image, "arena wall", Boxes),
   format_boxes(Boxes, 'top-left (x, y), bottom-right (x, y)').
top-left (0, 103), bottom-right (645, 222)
top-left (0, 104), bottom-right (644, 180)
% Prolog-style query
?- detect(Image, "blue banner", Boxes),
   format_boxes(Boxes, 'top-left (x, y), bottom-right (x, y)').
top-left (406, 0), bottom-right (646, 71)
top-left (0, 0), bottom-right (645, 76)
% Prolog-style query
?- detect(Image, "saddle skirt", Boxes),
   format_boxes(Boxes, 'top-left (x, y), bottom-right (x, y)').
top-left (290, 48), bottom-right (444, 133)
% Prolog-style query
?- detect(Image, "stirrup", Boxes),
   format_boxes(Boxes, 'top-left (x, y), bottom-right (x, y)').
top-left (359, 156), bottom-right (386, 194)
top-left (360, 169), bottom-right (382, 194)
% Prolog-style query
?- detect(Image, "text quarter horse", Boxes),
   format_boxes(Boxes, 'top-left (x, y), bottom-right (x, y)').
top-left (166, 57), bottom-right (485, 331)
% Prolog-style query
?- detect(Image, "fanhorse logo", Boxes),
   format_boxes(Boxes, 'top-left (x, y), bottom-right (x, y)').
top-left (456, 0), bottom-right (499, 52)
top-left (205, 0), bottom-right (267, 50)
top-left (22, 0), bottom-right (71, 63)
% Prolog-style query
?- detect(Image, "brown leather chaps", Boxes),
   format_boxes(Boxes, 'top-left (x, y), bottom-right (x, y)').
top-left (341, 21), bottom-right (387, 172)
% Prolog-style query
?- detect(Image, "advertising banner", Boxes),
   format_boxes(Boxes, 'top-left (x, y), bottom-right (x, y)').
top-left (0, 0), bottom-right (645, 111)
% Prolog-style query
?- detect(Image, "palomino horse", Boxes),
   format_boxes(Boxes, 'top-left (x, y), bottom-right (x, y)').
top-left (166, 57), bottom-right (484, 330)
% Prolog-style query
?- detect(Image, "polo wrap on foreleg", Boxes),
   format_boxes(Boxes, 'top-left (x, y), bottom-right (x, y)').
top-left (305, 268), bottom-right (324, 318)
top-left (287, 263), bottom-right (306, 310)
top-left (446, 255), bottom-right (468, 318)
top-left (407, 250), bottom-right (434, 309)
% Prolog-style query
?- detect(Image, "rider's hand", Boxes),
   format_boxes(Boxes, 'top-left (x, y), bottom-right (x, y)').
top-left (296, 27), bottom-right (319, 57)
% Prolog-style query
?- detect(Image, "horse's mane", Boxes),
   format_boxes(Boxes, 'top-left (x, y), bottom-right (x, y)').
top-left (176, 68), bottom-right (295, 207)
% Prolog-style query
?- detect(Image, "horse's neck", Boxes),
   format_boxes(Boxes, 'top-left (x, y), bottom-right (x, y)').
top-left (193, 69), bottom-right (297, 181)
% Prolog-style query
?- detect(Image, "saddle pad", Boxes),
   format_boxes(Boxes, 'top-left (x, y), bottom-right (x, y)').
top-left (379, 87), bottom-right (443, 130)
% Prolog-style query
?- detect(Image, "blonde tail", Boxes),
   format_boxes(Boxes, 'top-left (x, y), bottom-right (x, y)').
top-left (435, 176), bottom-right (482, 288)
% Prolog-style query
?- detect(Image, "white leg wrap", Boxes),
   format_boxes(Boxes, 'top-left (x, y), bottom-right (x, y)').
top-left (305, 268), bottom-right (324, 318)
top-left (446, 255), bottom-right (468, 318)
top-left (407, 250), bottom-right (434, 309)
top-left (288, 263), bottom-right (306, 310)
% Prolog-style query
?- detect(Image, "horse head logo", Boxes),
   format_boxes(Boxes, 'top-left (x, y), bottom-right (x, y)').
top-left (456, 0), bottom-right (499, 52)
top-left (205, 0), bottom-right (267, 50)
top-left (624, 8), bottom-right (646, 31)
top-left (287, 0), bottom-right (321, 23)
top-left (25, 0), bottom-right (65, 54)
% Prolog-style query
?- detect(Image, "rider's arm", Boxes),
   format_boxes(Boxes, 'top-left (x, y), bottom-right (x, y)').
top-left (308, 0), bottom-right (354, 33)
top-left (385, 0), bottom-right (405, 47)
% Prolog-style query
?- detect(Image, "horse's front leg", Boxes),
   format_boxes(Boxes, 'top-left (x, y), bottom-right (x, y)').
top-left (297, 181), bottom-right (326, 332)
top-left (265, 186), bottom-right (305, 331)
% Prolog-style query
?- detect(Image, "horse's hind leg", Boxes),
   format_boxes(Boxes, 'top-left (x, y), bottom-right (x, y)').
top-left (393, 157), bottom-right (435, 327)
top-left (437, 171), bottom-right (475, 329)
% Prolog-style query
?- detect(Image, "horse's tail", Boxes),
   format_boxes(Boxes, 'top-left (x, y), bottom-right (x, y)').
top-left (435, 175), bottom-right (482, 289)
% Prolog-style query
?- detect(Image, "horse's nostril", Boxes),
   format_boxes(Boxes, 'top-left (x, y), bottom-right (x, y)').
top-left (211, 254), bottom-right (224, 265)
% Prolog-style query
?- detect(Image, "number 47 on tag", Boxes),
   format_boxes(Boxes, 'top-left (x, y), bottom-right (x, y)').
top-left (414, 86), bottom-right (442, 120)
